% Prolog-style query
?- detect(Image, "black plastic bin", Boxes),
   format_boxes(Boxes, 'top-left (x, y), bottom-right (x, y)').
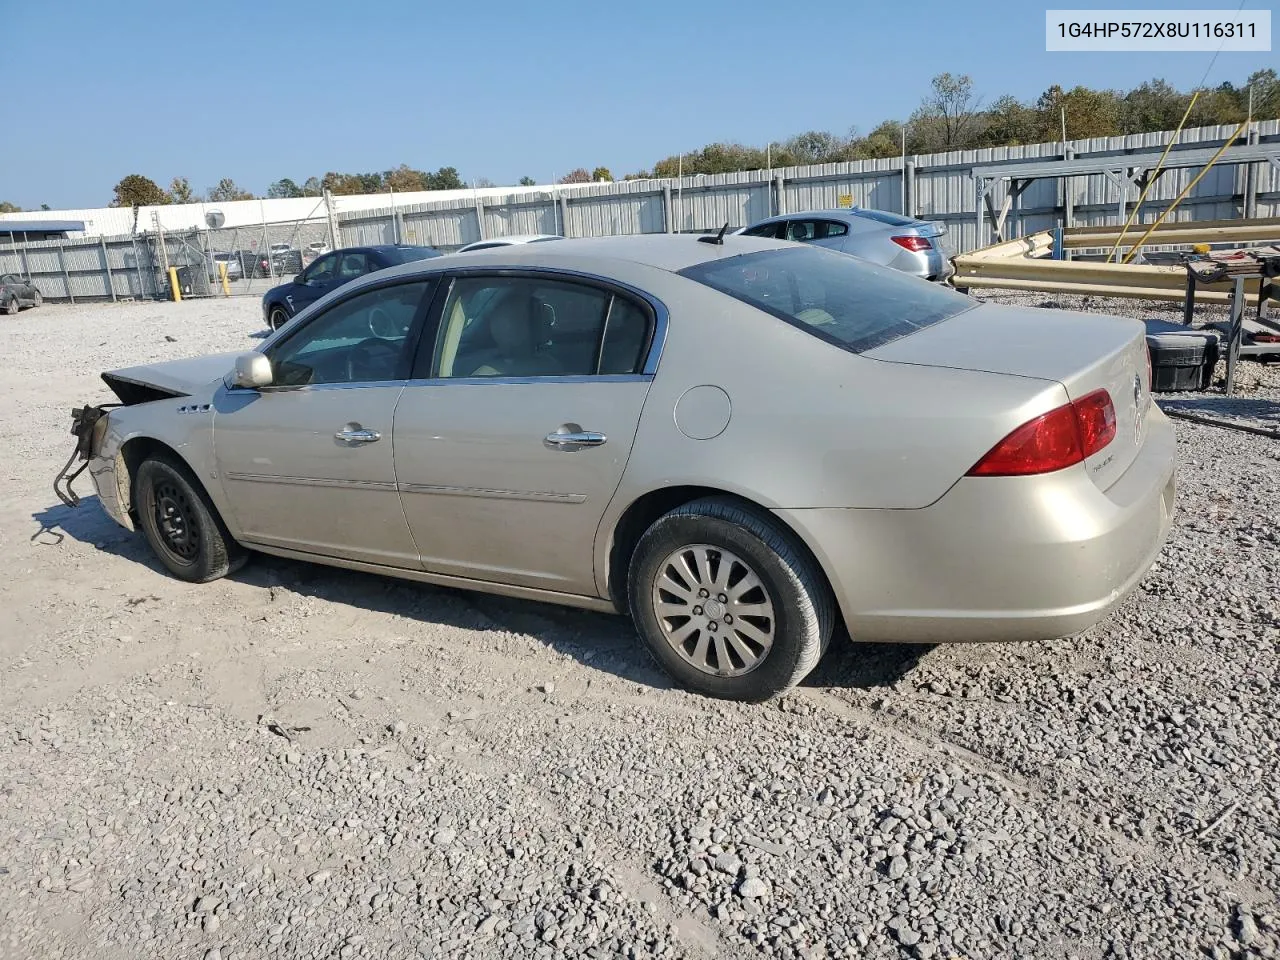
top-left (168, 265), bottom-right (195, 300)
top-left (1142, 319), bottom-right (1219, 392)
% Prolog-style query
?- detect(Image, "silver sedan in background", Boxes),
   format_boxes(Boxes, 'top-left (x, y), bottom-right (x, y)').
top-left (739, 208), bottom-right (952, 281)
top-left (69, 235), bottom-right (1173, 702)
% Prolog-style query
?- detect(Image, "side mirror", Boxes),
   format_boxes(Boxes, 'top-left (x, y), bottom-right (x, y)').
top-left (293, 273), bottom-right (306, 284)
top-left (232, 352), bottom-right (273, 388)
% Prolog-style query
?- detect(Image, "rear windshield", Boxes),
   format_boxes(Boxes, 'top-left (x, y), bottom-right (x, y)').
top-left (851, 209), bottom-right (919, 227)
top-left (679, 246), bottom-right (973, 353)
top-left (381, 246), bottom-right (442, 264)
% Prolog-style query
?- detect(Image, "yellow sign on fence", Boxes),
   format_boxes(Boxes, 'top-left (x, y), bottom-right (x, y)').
top-left (837, 194), bottom-right (853, 208)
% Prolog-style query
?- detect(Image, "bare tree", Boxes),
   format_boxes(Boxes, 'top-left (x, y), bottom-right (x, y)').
top-left (918, 73), bottom-right (982, 148)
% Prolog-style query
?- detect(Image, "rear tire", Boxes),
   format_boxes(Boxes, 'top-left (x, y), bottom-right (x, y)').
top-left (269, 306), bottom-right (289, 330)
top-left (135, 454), bottom-right (246, 583)
top-left (3, 297), bottom-right (16, 316)
top-left (627, 497), bottom-right (833, 702)
top-left (31, 290), bottom-right (42, 307)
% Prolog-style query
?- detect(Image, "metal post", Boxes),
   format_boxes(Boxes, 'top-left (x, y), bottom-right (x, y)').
top-left (774, 173), bottom-right (786, 216)
top-left (661, 183), bottom-right (672, 233)
top-left (1012, 179), bottom-right (1023, 240)
top-left (1243, 126), bottom-right (1259, 219)
top-left (1225, 276), bottom-right (1245, 396)
top-left (975, 176), bottom-right (986, 248)
top-left (1116, 168), bottom-right (1127, 227)
top-left (58, 244), bottom-right (74, 304)
top-left (390, 187), bottom-right (400, 244)
top-left (101, 237), bottom-right (116, 302)
top-left (903, 160), bottom-right (915, 219)
top-left (323, 188), bottom-right (340, 250)
top-left (19, 234), bottom-right (30, 281)
top-left (1062, 145), bottom-right (1075, 232)
top-left (473, 196), bottom-right (486, 241)
top-left (558, 194), bottom-right (570, 239)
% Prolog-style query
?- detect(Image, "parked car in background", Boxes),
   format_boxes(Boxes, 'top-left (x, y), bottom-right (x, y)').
top-left (235, 250), bottom-right (271, 279)
top-left (738, 208), bottom-right (952, 282)
top-left (455, 234), bottom-right (564, 253)
top-left (1, 274), bottom-right (42, 314)
top-left (72, 234), bottom-right (1174, 703)
top-left (260, 244), bottom-right (442, 329)
top-left (303, 241), bottom-right (330, 265)
top-left (208, 253), bottom-right (244, 283)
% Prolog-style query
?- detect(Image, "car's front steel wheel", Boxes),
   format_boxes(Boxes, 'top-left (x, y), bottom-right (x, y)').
top-left (136, 454), bottom-right (246, 583)
top-left (629, 497), bottom-right (833, 702)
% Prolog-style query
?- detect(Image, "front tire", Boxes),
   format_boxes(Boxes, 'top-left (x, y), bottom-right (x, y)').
top-left (628, 497), bottom-right (833, 702)
top-left (135, 455), bottom-right (246, 583)
top-left (268, 305), bottom-right (289, 330)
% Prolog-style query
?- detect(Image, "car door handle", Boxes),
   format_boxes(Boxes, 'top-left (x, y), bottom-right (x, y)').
top-left (335, 427), bottom-right (381, 444)
top-left (544, 430), bottom-right (607, 449)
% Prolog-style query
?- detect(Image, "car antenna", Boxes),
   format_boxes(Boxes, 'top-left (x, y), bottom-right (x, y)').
top-left (698, 222), bottom-right (730, 245)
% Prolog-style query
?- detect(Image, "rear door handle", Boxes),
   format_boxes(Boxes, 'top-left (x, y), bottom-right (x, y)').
top-left (544, 430), bottom-right (607, 450)
top-left (335, 426), bottom-right (381, 444)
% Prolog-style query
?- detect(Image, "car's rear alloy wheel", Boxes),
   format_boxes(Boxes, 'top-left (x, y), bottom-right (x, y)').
top-left (136, 455), bottom-right (246, 583)
top-left (3, 297), bottom-right (16, 316)
top-left (269, 306), bottom-right (289, 330)
top-left (629, 497), bottom-right (833, 702)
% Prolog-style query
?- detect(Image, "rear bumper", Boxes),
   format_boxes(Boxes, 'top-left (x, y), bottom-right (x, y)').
top-left (887, 246), bottom-right (953, 283)
top-left (777, 406), bottom-right (1176, 643)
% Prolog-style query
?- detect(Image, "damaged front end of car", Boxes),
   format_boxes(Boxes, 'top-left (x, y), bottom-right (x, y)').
top-left (53, 402), bottom-right (118, 507)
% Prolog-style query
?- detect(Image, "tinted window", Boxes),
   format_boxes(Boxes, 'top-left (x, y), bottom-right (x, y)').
top-left (679, 247), bottom-right (972, 354)
top-left (336, 251), bottom-right (370, 279)
top-left (786, 221), bottom-right (817, 242)
top-left (815, 221), bottom-right (848, 239)
top-left (742, 223), bottom-right (780, 238)
top-left (266, 281), bottom-right (432, 386)
top-left (304, 253), bottom-right (337, 283)
top-left (433, 276), bottom-right (651, 378)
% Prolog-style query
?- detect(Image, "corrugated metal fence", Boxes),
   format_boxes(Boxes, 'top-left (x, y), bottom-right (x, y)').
top-left (4, 121), bottom-right (1278, 303)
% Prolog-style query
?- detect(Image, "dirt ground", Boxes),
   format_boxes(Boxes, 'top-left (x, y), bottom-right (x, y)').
top-left (1, 295), bottom-right (1278, 960)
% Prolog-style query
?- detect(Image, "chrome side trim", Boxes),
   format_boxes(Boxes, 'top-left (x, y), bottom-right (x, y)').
top-left (224, 472), bottom-right (398, 491)
top-left (240, 541), bottom-right (620, 614)
top-left (397, 483), bottom-right (586, 503)
top-left (405, 374), bottom-right (651, 387)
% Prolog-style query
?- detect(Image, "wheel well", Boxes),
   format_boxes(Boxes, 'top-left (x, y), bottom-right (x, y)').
top-left (605, 486), bottom-right (836, 616)
top-left (119, 437), bottom-right (196, 522)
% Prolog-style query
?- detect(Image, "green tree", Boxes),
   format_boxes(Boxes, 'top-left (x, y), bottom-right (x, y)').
top-left (914, 73), bottom-right (981, 149)
top-left (0, 201), bottom-right (21, 213)
top-left (267, 178), bottom-right (305, 199)
top-left (518, 176), bottom-right (537, 186)
top-left (590, 166), bottom-right (613, 182)
top-left (302, 176), bottom-right (323, 196)
top-left (167, 177), bottom-right (195, 203)
top-left (981, 95), bottom-right (1040, 146)
top-left (783, 131), bottom-right (851, 164)
top-left (321, 172), bottom-right (366, 195)
top-left (1037, 84), bottom-right (1122, 139)
top-left (40, 203), bottom-right (51, 211)
top-left (425, 167), bottom-right (464, 190)
top-left (111, 174), bottom-right (170, 207)
top-left (1121, 79), bottom-right (1186, 134)
top-left (207, 178), bottom-right (254, 202)
top-left (852, 120), bottom-right (904, 159)
top-left (1245, 68), bottom-right (1279, 118)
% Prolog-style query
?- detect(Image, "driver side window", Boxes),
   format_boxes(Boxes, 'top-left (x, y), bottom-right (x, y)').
top-left (266, 281), bottom-right (432, 386)
top-left (303, 253), bottom-right (338, 284)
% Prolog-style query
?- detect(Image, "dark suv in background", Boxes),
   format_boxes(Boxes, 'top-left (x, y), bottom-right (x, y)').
top-left (260, 244), bottom-right (442, 330)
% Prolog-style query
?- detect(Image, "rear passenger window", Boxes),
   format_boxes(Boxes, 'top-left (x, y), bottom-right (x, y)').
top-left (815, 221), bottom-right (848, 238)
top-left (433, 276), bottom-right (653, 378)
top-left (599, 298), bottom-right (652, 375)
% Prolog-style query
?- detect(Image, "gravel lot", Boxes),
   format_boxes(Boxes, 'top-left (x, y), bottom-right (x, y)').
top-left (1, 293), bottom-right (1278, 960)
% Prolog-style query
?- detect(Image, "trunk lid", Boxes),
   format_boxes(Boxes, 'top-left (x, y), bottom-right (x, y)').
top-left (866, 302), bottom-right (1151, 491)
top-left (102, 352), bottom-right (242, 405)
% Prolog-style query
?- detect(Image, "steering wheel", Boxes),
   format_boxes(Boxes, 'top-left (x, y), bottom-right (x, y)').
top-left (345, 337), bottom-right (401, 382)
top-left (367, 305), bottom-right (401, 339)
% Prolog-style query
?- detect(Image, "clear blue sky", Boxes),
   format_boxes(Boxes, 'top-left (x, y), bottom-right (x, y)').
top-left (2, 0), bottom-right (1275, 209)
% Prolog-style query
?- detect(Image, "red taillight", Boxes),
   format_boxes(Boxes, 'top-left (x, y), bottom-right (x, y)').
top-left (968, 389), bottom-right (1116, 477)
top-left (891, 235), bottom-right (932, 252)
